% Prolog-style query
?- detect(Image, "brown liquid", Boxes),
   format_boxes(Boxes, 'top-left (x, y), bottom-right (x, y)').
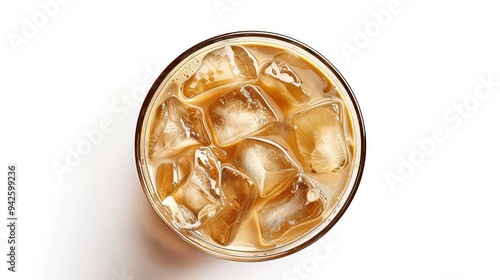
top-left (145, 42), bottom-right (356, 250)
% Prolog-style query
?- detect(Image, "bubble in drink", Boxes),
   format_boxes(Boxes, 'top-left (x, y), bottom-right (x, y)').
top-left (182, 46), bottom-right (258, 98)
top-left (292, 100), bottom-right (349, 173)
top-left (259, 60), bottom-right (310, 104)
top-left (257, 175), bottom-right (326, 243)
top-left (163, 147), bottom-right (223, 229)
top-left (207, 85), bottom-right (281, 146)
top-left (148, 97), bottom-right (209, 159)
top-left (202, 166), bottom-right (257, 245)
top-left (233, 137), bottom-right (299, 197)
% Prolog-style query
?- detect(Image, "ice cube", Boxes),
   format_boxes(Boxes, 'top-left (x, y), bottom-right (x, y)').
top-left (148, 97), bottom-right (209, 159)
top-left (292, 100), bottom-right (349, 173)
top-left (163, 147), bottom-right (223, 230)
top-left (259, 60), bottom-right (310, 104)
top-left (182, 46), bottom-right (258, 98)
top-left (233, 137), bottom-right (299, 197)
top-left (202, 166), bottom-right (257, 245)
top-left (155, 162), bottom-right (179, 201)
top-left (274, 52), bottom-right (339, 98)
top-left (274, 52), bottom-right (309, 69)
top-left (257, 175), bottom-right (326, 243)
top-left (207, 85), bottom-right (280, 146)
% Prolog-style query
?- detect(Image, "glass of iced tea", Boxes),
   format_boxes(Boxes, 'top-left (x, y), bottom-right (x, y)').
top-left (135, 31), bottom-right (366, 261)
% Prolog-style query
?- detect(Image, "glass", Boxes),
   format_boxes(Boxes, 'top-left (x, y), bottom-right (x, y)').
top-left (135, 31), bottom-right (366, 261)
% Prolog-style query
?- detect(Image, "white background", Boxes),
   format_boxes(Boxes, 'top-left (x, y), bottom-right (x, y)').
top-left (1, 0), bottom-right (500, 279)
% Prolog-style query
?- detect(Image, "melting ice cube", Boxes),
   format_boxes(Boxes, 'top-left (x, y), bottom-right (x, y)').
top-left (233, 137), bottom-right (299, 197)
top-left (202, 166), bottom-right (257, 245)
top-left (155, 162), bottom-right (179, 201)
top-left (207, 85), bottom-right (280, 146)
top-left (148, 97), bottom-right (209, 159)
top-left (257, 175), bottom-right (326, 243)
top-left (163, 147), bottom-right (223, 230)
top-left (182, 46), bottom-right (258, 98)
top-left (259, 60), bottom-right (310, 104)
top-left (292, 100), bottom-right (349, 173)
top-left (274, 52), bottom-right (309, 69)
top-left (274, 52), bottom-right (339, 98)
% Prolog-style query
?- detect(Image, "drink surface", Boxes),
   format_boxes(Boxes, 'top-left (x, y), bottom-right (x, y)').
top-left (143, 40), bottom-right (357, 251)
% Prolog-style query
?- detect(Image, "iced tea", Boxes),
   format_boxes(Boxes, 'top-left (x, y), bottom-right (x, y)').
top-left (135, 32), bottom-right (365, 261)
